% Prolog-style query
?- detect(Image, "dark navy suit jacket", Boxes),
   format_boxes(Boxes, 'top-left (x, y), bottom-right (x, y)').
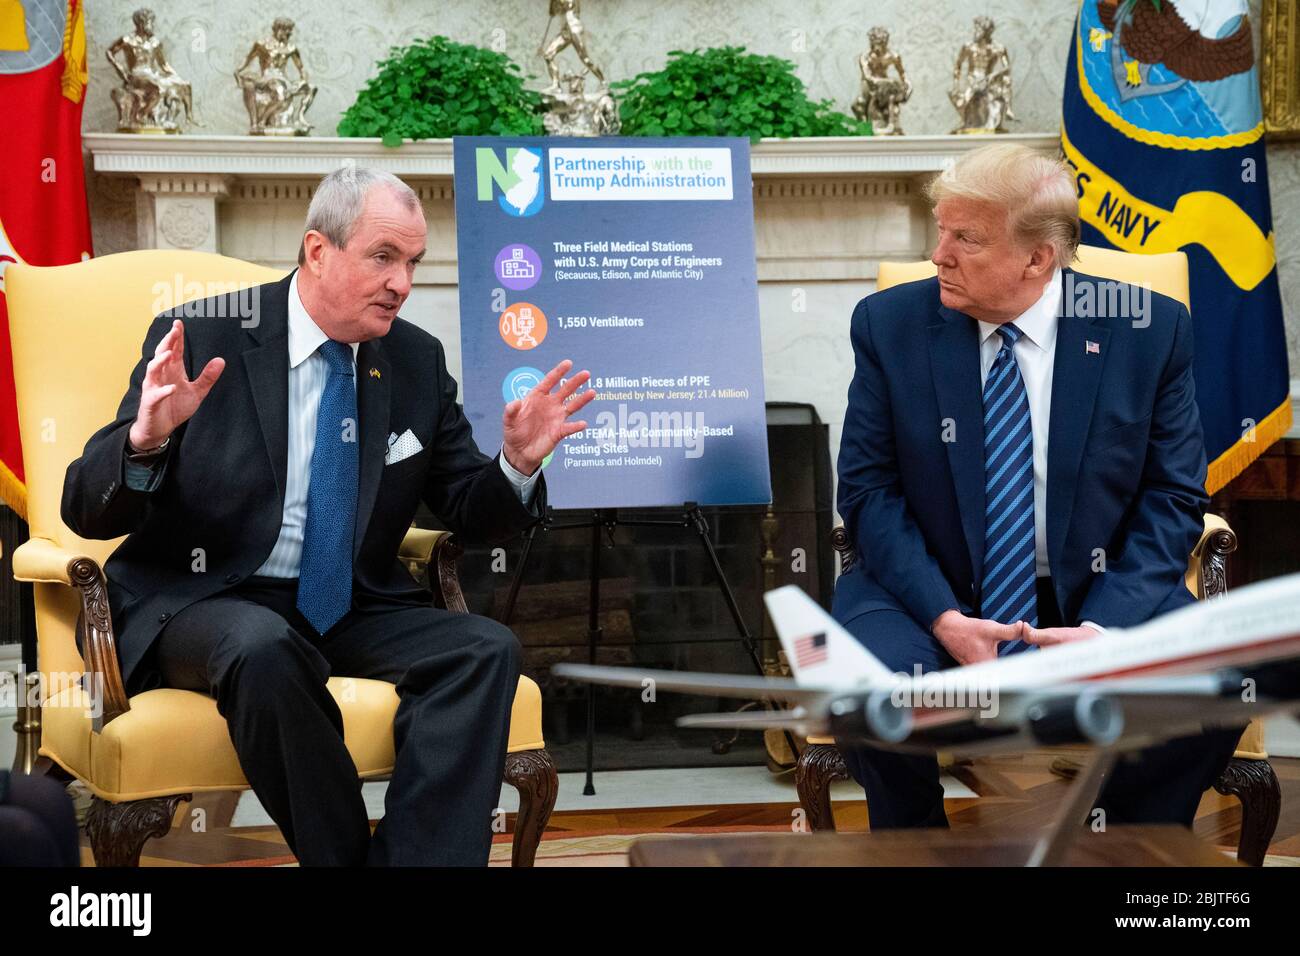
top-left (832, 269), bottom-right (1208, 634)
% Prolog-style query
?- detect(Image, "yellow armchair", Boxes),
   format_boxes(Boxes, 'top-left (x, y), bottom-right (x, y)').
top-left (795, 247), bottom-right (1279, 865)
top-left (7, 250), bottom-right (557, 866)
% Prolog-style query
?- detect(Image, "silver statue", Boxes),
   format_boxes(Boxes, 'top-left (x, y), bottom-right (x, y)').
top-left (106, 8), bottom-right (196, 133)
top-left (540, 0), bottom-right (606, 92)
top-left (538, 1), bottom-right (617, 136)
top-left (542, 73), bottom-right (621, 136)
top-left (851, 26), bottom-right (911, 136)
top-left (235, 17), bottom-right (317, 136)
top-left (949, 16), bottom-right (1015, 134)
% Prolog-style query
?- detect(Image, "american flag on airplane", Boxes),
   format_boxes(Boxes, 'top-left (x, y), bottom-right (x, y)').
top-left (793, 632), bottom-right (828, 669)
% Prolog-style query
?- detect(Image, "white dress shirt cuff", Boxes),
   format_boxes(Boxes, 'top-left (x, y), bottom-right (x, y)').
top-left (1080, 621), bottom-right (1105, 634)
top-left (499, 448), bottom-right (541, 509)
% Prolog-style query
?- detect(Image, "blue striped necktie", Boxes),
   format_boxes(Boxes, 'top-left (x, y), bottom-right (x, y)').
top-left (296, 340), bottom-right (358, 635)
top-left (981, 323), bottom-right (1037, 655)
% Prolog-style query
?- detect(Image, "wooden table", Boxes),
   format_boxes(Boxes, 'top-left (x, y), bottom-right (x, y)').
top-left (627, 826), bottom-right (1241, 867)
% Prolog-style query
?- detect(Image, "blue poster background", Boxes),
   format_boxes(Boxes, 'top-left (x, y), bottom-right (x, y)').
top-left (453, 135), bottom-right (771, 509)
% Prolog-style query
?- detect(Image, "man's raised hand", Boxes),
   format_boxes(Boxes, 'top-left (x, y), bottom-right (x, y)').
top-left (502, 359), bottom-right (595, 476)
top-left (128, 319), bottom-right (225, 451)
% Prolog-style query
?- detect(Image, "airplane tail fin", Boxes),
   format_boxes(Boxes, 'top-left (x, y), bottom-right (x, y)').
top-left (764, 585), bottom-right (896, 686)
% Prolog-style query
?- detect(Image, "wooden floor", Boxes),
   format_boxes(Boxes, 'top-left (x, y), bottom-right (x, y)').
top-left (78, 749), bottom-right (1300, 866)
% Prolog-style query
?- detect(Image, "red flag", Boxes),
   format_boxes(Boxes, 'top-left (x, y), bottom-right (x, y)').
top-left (0, 0), bottom-right (93, 518)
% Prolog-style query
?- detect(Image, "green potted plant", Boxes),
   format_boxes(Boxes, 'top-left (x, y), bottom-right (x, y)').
top-left (338, 35), bottom-right (543, 145)
top-left (614, 46), bottom-right (871, 141)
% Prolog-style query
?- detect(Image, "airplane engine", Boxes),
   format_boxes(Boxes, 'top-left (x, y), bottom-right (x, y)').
top-left (826, 690), bottom-right (914, 744)
top-left (1026, 691), bottom-right (1123, 746)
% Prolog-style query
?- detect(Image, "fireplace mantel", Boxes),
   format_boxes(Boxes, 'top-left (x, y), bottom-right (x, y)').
top-left (85, 132), bottom-right (1059, 282)
top-left (86, 132), bottom-right (1058, 178)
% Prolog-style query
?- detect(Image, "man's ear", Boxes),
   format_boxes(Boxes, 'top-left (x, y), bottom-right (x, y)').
top-left (1022, 243), bottom-right (1055, 281)
top-left (301, 231), bottom-right (328, 278)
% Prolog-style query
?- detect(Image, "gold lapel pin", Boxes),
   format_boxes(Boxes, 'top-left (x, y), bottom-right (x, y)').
top-left (369, 367), bottom-right (382, 379)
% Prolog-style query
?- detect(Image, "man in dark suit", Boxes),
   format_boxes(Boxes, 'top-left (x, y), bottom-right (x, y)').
top-left (62, 166), bottom-right (595, 865)
top-left (833, 143), bottom-right (1242, 830)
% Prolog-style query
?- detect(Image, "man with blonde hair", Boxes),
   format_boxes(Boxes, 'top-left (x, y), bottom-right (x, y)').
top-left (834, 143), bottom-right (1241, 829)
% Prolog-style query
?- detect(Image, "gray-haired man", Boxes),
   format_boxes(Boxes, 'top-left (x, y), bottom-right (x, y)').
top-left (62, 167), bottom-right (595, 865)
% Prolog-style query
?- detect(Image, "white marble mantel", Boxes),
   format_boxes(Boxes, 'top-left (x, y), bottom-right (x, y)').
top-left (86, 131), bottom-right (1058, 179)
top-left (85, 132), bottom-right (1059, 282)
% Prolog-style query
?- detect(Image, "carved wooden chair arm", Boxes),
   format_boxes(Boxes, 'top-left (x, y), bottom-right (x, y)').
top-left (830, 526), bottom-right (855, 575)
top-left (398, 527), bottom-right (467, 614)
top-left (12, 537), bottom-right (131, 726)
top-left (1190, 513), bottom-right (1236, 601)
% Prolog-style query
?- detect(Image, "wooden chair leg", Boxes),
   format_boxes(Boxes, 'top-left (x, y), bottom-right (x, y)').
top-left (503, 749), bottom-right (558, 867)
top-left (1214, 756), bottom-right (1282, 867)
top-left (796, 743), bottom-right (848, 832)
top-left (85, 794), bottom-right (187, 867)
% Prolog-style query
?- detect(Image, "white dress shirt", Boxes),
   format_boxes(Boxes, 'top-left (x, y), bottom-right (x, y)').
top-left (254, 272), bottom-right (539, 578)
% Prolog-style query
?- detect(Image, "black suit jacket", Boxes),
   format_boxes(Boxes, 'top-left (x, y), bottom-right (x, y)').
top-left (62, 270), bottom-right (543, 693)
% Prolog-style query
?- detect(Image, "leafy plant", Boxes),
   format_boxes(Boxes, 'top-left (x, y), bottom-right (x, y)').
top-left (613, 46), bottom-right (871, 141)
top-left (338, 36), bottom-right (543, 145)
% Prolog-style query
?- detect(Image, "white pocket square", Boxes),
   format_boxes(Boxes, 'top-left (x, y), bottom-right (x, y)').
top-left (385, 429), bottom-right (423, 465)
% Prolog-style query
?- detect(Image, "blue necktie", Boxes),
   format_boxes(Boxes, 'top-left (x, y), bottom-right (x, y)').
top-left (981, 324), bottom-right (1037, 655)
top-left (296, 340), bottom-right (358, 635)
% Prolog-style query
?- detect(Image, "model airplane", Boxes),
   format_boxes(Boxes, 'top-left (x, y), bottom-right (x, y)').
top-left (555, 572), bottom-right (1300, 864)
top-left (554, 572), bottom-right (1300, 759)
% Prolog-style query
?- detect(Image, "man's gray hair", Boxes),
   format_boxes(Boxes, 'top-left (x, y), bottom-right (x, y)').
top-left (926, 143), bottom-right (1081, 270)
top-left (298, 165), bottom-right (421, 265)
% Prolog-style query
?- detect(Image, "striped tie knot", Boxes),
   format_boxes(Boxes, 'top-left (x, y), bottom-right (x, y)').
top-left (319, 340), bottom-right (354, 376)
top-left (996, 323), bottom-right (1024, 349)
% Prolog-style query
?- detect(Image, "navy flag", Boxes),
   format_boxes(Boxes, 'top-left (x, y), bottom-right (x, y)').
top-left (1061, 0), bottom-right (1290, 492)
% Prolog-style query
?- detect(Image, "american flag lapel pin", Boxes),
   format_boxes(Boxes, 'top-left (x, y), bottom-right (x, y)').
top-left (1085, 340), bottom-right (1100, 355)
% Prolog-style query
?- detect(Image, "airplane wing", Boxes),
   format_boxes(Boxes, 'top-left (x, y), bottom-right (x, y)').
top-left (550, 663), bottom-right (833, 703)
top-left (554, 587), bottom-right (901, 707)
top-left (676, 709), bottom-right (824, 734)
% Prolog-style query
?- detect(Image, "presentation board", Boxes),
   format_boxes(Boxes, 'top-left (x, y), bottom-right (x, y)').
top-left (454, 135), bottom-right (771, 509)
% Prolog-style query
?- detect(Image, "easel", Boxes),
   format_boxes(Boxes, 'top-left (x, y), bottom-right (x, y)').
top-left (499, 501), bottom-right (795, 795)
